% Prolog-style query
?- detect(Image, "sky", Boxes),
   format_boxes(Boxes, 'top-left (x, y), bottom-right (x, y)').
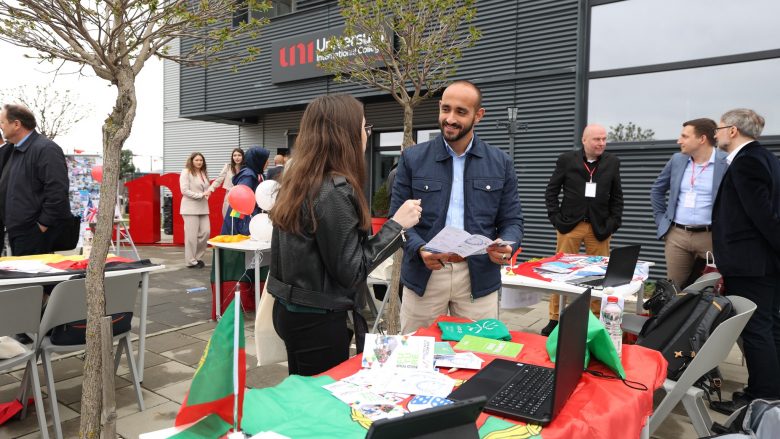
top-left (2, 41), bottom-right (164, 172)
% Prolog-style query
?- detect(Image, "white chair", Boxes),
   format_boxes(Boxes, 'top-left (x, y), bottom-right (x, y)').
top-left (682, 271), bottom-right (722, 293)
top-left (0, 286), bottom-right (49, 439)
top-left (648, 295), bottom-right (756, 437)
top-left (37, 274), bottom-right (144, 439)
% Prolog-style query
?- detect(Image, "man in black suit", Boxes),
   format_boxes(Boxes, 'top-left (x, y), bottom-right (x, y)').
top-left (710, 108), bottom-right (780, 414)
top-left (0, 104), bottom-right (70, 256)
top-left (543, 124), bottom-right (624, 335)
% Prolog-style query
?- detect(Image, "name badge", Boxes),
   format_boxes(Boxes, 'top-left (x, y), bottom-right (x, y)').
top-left (684, 191), bottom-right (696, 208)
top-left (585, 182), bottom-right (597, 198)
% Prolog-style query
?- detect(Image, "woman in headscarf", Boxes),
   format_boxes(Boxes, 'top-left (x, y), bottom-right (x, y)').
top-left (210, 146), bottom-right (270, 318)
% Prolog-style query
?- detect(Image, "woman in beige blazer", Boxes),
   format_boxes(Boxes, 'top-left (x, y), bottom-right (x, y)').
top-left (209, 148), bottom-right (244, 216)
top-left (180, 152), bottom-right (212, 268)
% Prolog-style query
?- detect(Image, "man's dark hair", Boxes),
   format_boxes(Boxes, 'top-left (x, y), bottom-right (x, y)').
top-left (448, 80), bottom-right (482, 109)
top-left (683, 118), bottom-right (716, 145)
top-left (2, 104), bottom-right (37, 131)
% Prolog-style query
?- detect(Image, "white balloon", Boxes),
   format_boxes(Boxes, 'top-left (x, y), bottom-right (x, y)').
top-left (255, 180), bottom-right (280, 211)
top-left (249, 213), bottom-right (273, 241)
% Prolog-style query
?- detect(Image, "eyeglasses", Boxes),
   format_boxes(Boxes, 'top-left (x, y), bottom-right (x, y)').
top-left (364, 124), bottom-right (373, 137)
top-left (714, 125), bottom-right (734, 131)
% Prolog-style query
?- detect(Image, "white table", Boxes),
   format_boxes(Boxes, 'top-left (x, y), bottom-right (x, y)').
top-left (0, 264), bottom-right (165, 382)
top-left (208, 239), bottom-right (271, 319)
top-left (501, 271), bottom-right (648, 316)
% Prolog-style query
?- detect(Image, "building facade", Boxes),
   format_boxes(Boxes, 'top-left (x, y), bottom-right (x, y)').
top-left (166, 0), bottom-right (780, 273)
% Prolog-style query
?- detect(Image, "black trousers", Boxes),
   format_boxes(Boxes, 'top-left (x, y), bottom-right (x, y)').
top-left (724, 274), bottom-right (780, 399)
top-left (272, 300), bottom-right (350, 376)
top-left (9, 223), bottom-right (59, 256)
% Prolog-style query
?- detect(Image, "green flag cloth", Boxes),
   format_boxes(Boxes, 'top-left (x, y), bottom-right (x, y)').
top-left (546, 312), bottom-right (626, 379)
top-left (242, 375), bottom-right (369, 438)
top-left (175, 299), bottom-right (246, 428)
top-left (438, 319), bottom-right (512, 342)
top-left (479, 416), bottom-right (543, 438)
top-left (168, 414), bottom-right (232, 439)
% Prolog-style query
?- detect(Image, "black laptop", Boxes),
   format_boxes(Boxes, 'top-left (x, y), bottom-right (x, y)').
top-left (566, 245), bottom-right (641, 289)
top-left (365, 396), bottom-right (486, 439)
top-left (447, 289), bottom-right (591, 425)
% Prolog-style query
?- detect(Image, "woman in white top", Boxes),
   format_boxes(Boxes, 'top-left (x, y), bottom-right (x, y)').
top-left (180, 152), bottom-right (212, 268)
top-left (209, 148), bottom-right (245, 216)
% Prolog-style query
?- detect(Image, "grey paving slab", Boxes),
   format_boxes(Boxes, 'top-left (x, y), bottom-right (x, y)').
top-left (246, 363), bottom-right (288, 389)
top-left (0, 399), bottom-right (78, 439)
top-left (70, 386), bottom-right (167, 419)
top-left (159, 340), bottom-right (208, 367)
top-left (129, 361), bottom-right (195, 392)
top-left (142, 332), bottom-right (201, 354)
top-left (178, 321), bottom-right (217, 336)
top-left (151, 380), bottom-right (190, 404)
top-left (9, 357), bottom-right (84, 383)
top-left (46, 374), bottom-right (131, 405)
top-left (116, 400), bottom-right (181, 439)
top-left (0, 373), bottom-right (18, 387)
top-left (117, 351), bottom-right (169, 377)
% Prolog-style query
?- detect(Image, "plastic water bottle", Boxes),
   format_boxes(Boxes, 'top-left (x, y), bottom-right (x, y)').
top-left (602, 295), bottom-right (623, 358)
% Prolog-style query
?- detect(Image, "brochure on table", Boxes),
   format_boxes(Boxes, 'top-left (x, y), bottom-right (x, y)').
top-left (533, 253), bottom-right (650, 283)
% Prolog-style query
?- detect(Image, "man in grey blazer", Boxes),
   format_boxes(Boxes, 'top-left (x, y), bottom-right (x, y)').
top-left (650, 118), bottom-right (728, 288)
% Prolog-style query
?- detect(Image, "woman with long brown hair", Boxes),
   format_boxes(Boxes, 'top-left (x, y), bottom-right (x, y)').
top-left (209, 147), bottom-right (245, 216)
top-left (268, 94), bottom-right (421, 376)
top-left (179, 152), bottom-right (212, 268)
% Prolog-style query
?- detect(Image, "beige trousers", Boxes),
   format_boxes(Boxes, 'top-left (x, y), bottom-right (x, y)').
top-left (183, 214), bottom-right (210, 266)
top-left (664, 226), bottom-right (713, 289)
top-left (400, 261), bottom-right (498, 334)
top-left (549, 221), bottom-right (609, 320)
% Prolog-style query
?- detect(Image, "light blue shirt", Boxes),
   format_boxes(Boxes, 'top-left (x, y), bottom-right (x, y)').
top-left (674, 148), bottom-right (716, 226)
top-left (15, 131), bottom-right (33, 148)
top-left (444, 137), bottom-right (474, 230)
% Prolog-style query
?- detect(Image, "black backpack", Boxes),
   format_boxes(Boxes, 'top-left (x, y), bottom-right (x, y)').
top-left (637, 287), bottom-right (734, 400)
top-left (643, 278), bottom-right (679, 316)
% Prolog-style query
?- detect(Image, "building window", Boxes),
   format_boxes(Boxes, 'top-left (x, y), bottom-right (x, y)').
top-left (588, 0), bottom-right (780, 141)
top-left (234, 0), bottom-right (296, 27)
top-left (588, 58), bottom-right (780, 140)
top-left (589, 0), bottom-right (780, 71)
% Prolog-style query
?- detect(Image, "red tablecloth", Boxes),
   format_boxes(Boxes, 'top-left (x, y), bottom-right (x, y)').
top-left (326, 316), bottom-right (667, 439)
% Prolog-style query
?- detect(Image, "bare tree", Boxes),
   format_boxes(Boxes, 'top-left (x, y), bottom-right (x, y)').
top-left (318, 0), bottom-right (480, 148)
top-left (1, 84), bottom-right (88, 140)
top-left (318, 0), bottom-right (480, 333)
top-left (0, 1), bottom-right (269, 436)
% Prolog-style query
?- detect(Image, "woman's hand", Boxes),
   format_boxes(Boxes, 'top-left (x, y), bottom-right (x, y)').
top-left (392, 199), bottom-right (422, 229)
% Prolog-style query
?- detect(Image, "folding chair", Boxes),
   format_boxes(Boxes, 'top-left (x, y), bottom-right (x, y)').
top-left (647, 295), bottom-right (756, 437)
top-left (0, 286), bottom-right (49, 439)
top-left (37, 274), bottom-right (144, 439)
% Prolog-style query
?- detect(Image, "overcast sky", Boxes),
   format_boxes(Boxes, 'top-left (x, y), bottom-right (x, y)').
top-left (2, 41), bottom-right (164, 172)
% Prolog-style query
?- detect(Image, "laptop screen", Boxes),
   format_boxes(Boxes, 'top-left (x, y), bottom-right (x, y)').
top-left (603, 245), bottom-right (641, 287)
top-left (366, 396), bottom-right (486, 439)
top-left (550, 288), bottom-right (591, 417)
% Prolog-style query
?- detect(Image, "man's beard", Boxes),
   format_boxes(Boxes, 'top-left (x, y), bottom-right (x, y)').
top-left (440, 119), bottom-right (474, 143)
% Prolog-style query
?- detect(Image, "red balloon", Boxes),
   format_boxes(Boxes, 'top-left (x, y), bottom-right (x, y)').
top-left (91, 165), bottom-right (103, 182)
top-left (227, 185), bottom-right (256, 215)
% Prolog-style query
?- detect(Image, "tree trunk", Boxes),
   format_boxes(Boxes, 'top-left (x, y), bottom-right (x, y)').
top-left (80, 70), bottom-right (137, 439)
top-left (385, 103), bottom-right (417, 334)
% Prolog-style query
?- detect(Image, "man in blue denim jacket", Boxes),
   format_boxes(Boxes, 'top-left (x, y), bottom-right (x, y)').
top-left (389, 81), bottom-right (524, 334)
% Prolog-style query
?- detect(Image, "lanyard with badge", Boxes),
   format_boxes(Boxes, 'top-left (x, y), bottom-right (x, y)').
top-left (684, 160), bottom-right (709, 208)
top-left (583, 161), bottom-right (597, 198)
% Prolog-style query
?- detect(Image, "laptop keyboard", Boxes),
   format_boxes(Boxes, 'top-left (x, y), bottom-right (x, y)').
top-left (490, 365), bottom-right (554, 415)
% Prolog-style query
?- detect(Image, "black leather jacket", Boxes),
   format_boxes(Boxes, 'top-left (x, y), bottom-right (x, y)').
top-left (268, 175), bottom-right (405, 311)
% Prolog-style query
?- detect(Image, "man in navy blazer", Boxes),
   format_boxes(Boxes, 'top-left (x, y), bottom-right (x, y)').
top-left (390, 81), bottom-right (524, 334)
top-left (650, 118), bottom-right (728, 288)
top-left (710, 109), bottom-right (780, 415)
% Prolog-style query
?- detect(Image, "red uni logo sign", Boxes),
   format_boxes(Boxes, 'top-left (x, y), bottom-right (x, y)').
top-left (279, 41), bottom-right (315, 67)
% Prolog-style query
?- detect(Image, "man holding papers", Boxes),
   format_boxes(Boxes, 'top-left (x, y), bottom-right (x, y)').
top-left (390, 80), bottom-right (524, 334)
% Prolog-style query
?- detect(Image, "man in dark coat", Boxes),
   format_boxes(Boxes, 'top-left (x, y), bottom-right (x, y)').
top-left (0, 104), bottom-right (70, 256)
top-left (543, 124), bottom-right (624, 335)
top-left (710, 108), bottom-right (780, 415)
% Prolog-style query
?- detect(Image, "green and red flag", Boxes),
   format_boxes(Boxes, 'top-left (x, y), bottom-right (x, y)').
top-left (175, 299), bottom-right (246, 432)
